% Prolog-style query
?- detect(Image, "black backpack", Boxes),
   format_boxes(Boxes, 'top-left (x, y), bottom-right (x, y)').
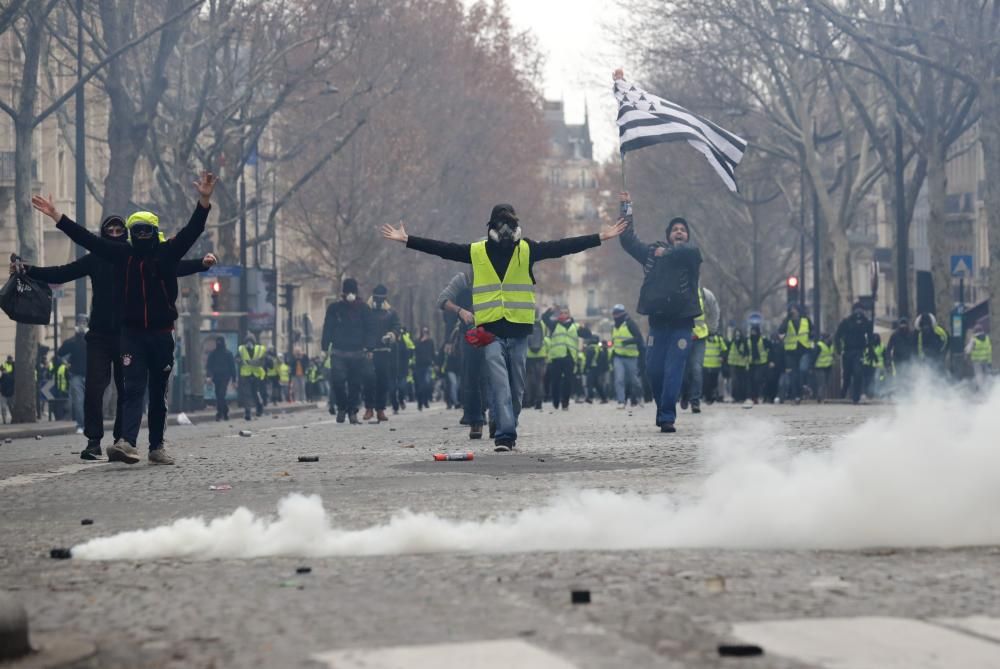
top-left (1, 256), bottom-right (52, 325)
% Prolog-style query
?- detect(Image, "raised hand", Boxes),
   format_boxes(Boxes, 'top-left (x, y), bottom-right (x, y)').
top-left (613, 67), bottom-right (625, 81)
top-left (380, 221), bottom-right (408, 244)
top-left (31, 194), bottom-right (61, 222)
top-left (202, 253), bottom-right (218, 268)
top-left (193, 171), bottom-right (218, 205)
top-left (600, 219), bottom-right (628, 241)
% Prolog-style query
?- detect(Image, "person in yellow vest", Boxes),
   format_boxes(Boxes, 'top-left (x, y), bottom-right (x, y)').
top-left (543, 306), bottom-right (593, 411)
top-left (727, 329), bottom-right (751, 403)
top-left (0, 355), bottom-right (13, 424)
top-left (680, 287), bottom-right (718, 413)
top-left (702, 333), bottom-right (727, 404)
top-left (237, 333), bottom-right (266, 421)
top-left (914, 312), bottom-right (948, 373)
top-left (523, 320), bottom-right (548, 411)
top-left (381, 204), bottom-right (625, 450)
top-left (610, 304), bottom-right (644, 408)
top-left (747, 324), bottom-right (769, 404)
top-left (965, 323), bottom-right (992, 392)
top-left (863, 333), bottom-right (886, 398)
top-left (812, 333), bottom-right (835, 403)
top-left (779, 304), bottom-right (814, 404)
top-left (265, 348), bottom-right (280, 405)
top-left (834, 303), bottom-right (872, 404)
top-left (278, 355), bottom-right (291, 402)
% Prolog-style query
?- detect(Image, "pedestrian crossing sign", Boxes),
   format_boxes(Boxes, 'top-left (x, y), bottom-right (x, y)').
top-left (950, 255), bottom-right (973, 278)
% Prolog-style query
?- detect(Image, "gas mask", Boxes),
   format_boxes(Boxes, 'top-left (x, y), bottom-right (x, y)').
top-left (345, 293), bottom-right (357, 303)
top-left (488, 220), bottom-right (521, 245)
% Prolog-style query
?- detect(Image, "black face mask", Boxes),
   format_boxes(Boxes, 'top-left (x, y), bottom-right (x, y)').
top-left (373, 297), bottom-right (385, 308)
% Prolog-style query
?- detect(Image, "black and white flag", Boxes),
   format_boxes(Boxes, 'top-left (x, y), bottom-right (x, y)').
top-left (614, 77), bottom-right (747, 192)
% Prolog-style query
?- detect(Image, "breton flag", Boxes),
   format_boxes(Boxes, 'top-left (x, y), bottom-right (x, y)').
top-left (614, 77), bottom-right (747, 192)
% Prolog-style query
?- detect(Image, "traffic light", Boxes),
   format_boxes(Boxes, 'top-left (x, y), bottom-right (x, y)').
top-left (786, 275), bottom-right (800, 306)
top-left (211, 279), bottom-right (221, 312)
top-left (263, 269), bottom-right (277, 305)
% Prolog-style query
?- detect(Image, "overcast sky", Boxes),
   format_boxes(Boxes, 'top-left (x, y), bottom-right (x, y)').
top-left (497, 0), bottom-right (628, 162)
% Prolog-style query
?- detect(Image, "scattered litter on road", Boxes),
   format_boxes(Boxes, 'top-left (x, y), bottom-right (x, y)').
top-left (389, 428), bottom-right (396, 432)
top-left (278, 580), bottom-right (304, 589)
top-left (298, 456), bottom-right (319, 463)
top-left (238, 430), bottom-right (252, 437)
top-left (4, 438), bottom-right (11, 443)
top-left (70, 451), bottom-right (80, 455)
top-left (209, 484), bottom-right (233, 491)
top-left (537, 458), bottom-right (545, 463)
top-left (296, 566), bottom-right (312, 574)
top-left (49, 548), bottom-right (72, 559)
top-left (433, 451), bottom-right (473, 461)
top-left (571, 590), bottom-right (591, 604)
top-left (176, 412), bottom-right (193, 426)
top-left (34, 435), bottom-right (42, 440)
top-left (400, 444), bottom-right (415, 449)
top-left (705, 576), bottom-right (726, 593)
top-left (81, 519), bottom-right (93, 526)
top-left (717, 644), bottom-right (763, 657)
top-left (442, 427), bottom-right (449, 430)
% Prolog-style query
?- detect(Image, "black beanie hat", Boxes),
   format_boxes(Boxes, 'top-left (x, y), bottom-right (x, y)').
top-left (342, 277), bottom-right (358, 295)
top-left (489, 204), bottom-right (518, 226)
top-left (100, 214), bottom-right (126, 239)
top-left (666, 217), bottom-right (690, 238)
top-left (373, 284), bottom-right (388, 297)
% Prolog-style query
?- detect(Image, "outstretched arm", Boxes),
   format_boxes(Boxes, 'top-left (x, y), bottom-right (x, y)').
top-left (33, 194), bottom-right (129, 261)
top-left (531, 221), bottom-right (625, 261)
top-left (177, 253), bottom-right (217, 277)
top-left (382, 221), bottom-right (473, 263)
top-left (167, 172), bottom-right (217, 260)
top-left (22, 255), bottom-right (93, 284)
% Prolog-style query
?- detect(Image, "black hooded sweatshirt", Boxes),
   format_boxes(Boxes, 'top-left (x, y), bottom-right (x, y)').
top-left (27, 215), bottom-right (207, 334)
top-left (54, 204), bottom-right (210, 331)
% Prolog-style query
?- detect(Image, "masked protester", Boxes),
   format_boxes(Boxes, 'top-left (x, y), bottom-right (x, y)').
top-left (367, 284), bottom-right (400, 422)
top-left (834, 302), bottom-right (871, 404)
top-left (617, 192), bottom-right (702, 432)
top-left (30, 177), bottom-right (217, 464)
top-left (382, 204), bottom-right (625, 451)
top-left (18, 215), bottom-right (212, 457)
top-left (965, 324), bottom-right (992, 392)
top-left (542, 306), bottom-right (591, 410)
top-left (886, 317), bottom-right (915, 380)
top-left (779, 304), bottom-right (815, 403)
top-left (321, 278), bottom-right (376, 424)
top-left (206, 336), bottom-right (236, 420)
top-left (237, 334), bottom-right (266, 420)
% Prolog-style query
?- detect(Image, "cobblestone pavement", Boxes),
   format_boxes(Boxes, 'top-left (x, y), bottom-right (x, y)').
top-left (1, 401), bottom-right (998, 668)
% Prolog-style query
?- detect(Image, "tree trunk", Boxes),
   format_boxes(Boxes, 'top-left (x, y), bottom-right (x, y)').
top-left (181, 274), bottom-right (205, 407)
top-left (826, 222), bottom-right (850, 326)
top-left (925, 134), bottom-right (953, 320)
top-left (981, 80), bottom-right (1000, 367)
top-left (12, 121), bottom-right (40, 422)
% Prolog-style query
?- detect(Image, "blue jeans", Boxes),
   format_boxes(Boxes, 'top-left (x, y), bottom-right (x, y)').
top-left (483, 336), bottom-right (528, 443)
top-left (647, 325), bottom-right (692, 425)
top-left (69, 374), bottom-right (85, 428)
top-left (445, 371), bottom-right (459, 407)
top-left (613, 355), bottom-right (641, 404)
top-left (681, 337), bottom-right (706, 404)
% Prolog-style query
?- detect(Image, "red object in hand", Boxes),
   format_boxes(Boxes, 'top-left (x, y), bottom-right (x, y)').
top-left (464, 326), bottom-right (496, 348)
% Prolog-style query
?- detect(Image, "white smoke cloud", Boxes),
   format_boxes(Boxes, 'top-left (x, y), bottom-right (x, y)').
top-left (72, 382), bottom-right (1000, 560)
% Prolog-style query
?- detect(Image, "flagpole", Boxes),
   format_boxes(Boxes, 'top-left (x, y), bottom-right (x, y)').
top-left (619, 152), bottom-right (627, 191)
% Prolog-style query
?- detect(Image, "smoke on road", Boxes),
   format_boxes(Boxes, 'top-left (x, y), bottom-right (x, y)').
top-left (72, 382), bottom-right (1000, 560)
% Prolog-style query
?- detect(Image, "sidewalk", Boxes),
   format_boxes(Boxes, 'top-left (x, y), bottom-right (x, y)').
top-left (0, 402), bottom-right (320, 441)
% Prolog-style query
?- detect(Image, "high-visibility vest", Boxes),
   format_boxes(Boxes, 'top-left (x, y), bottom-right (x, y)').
top-left (970, 336), bottom-right (992, 363)
top-left (278, 363), bottom-right (290, 383)
top-left (1, 361), bottom-right (12, 374)
top-left (238, 344), bottom-right (267, 378)
top-left (56, 364), bottom-right (69, 392)
top-left (749, 337), bottom-right (769, 365)
top-left (470, 240), bottom-right (535, 326)
top-left (703, 335), bottom-right (726, 369)
top-left (402, 332), bottom-right (415, 352)
top-left (784, 318), bottom-right (812, 350)
top-left (917, 326), bottom-right (947, 358)
top-left (267, 359), bottom-right (279, 378)
top-left (815, 341), bottom-right (834, 369)
top-left (692, 290), bottom-right (708, 340)
top-left (864, 343), bottom-right (885, 368)
top-left (548, 322), bottom-right (579, 359)
top-left (727, 341), bottom-right (750, 369)
top-left (527, 336), bottom-right (548, 359)
top-left (611, 321), bottom-right (639, 358)
top-left (307, 366), bottom-right (320, 382)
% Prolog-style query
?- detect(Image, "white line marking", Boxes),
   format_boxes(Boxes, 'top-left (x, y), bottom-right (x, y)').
top-left (312, 639), bottom-right (578, 669)
top-left (0, 462), bottom-right (109, 490)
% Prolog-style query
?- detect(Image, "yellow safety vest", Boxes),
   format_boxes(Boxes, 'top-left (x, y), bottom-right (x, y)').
top-left (611, 321), bottom-right (639, 358)
top-left (267, 360), bottom-right (279, 378)
top-left (238, 344), bottom-right (267, 379)
top-left (278, 363), bottom-right (290, 383)
top-left (692, 290), bottom-right (708, 340)
top-left (784, 318), bottom-right (812, 350)
top-left (970, 336), bottom-right (992, 363)
top-left (748, 337), bottom-right (768, 365)
top-left (470, 240), bottom-right (535, 326)
top-left (864, 344), bottom-right (885, 368)
top-left (917, 326), bottom-right (947, 357)
top-left (703, 335), bottom-right (726, 369)
top-left (548, 322), bottom-right (579, 359)
top-left (527, 337), bottom-right (548, 360)
top-left (1, 362), bottom-right (12, 374)
top-left (56, 364), bottom-right (69, 392)
top-left (815, 341), bottom-right (834, 369)
top-left (727, 341), bottom-right (750, 369)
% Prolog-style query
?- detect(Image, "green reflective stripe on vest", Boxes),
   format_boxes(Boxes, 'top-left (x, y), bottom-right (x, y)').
top-left (692, 290), bottom-right (708, 340)
top-left (784, 318), bottom-right (812, 350)
top-left (470, 240), bottom-right (536, 326)
top-left (239, 345), bottom-right (266, 378)
top-left (278, 364), bottom-right (290, 382)
top-left (612, 322), bottom-right (639, 357)
top-left (750, 337), bottom-right (769, 365)
top-left (548, 322), bottom-right (579, 358)
top-left (815, 341), bottom-right (834, 368)
top-left (971, 337), bottom-right (992, 363)
top-left (865, 344), bottom-right (885, 368)
top-left (727, 343), bottom-right (749, 368)
top-left (703, 336), bottom-right (725, 368)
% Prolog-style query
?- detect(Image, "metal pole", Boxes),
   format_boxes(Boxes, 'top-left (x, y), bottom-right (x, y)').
top-left (253, 141), bottom-right (259, 268)
top-left (271, 170), bottom-right (278, 349)
top-left (799, 169), bottom-right (806, 312)
top-left (894, 60), bottom-right (909, 320)
top-left (239, 158), bottom-right (248, 341)
top-left (74, 0), bottom-right (87, 319)
top-left (285, 284), bottom-right (294, 362)
top-left (812, 182), bottom-right (822, 334)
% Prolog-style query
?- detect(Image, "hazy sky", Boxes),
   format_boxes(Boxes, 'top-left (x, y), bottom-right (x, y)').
top-left (497, 0), bottom-right (628, 161)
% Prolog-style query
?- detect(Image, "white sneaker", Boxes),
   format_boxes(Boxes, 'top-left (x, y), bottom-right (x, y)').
top-left (742, 399), bottom-right (753, 409)
top-left (75, 427), bottom-right (84, 435)
top-left (617, 403), bottom-right (626, 410)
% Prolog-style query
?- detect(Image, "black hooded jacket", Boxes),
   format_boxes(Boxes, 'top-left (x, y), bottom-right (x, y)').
top-left (55, 204), bottom-right (210, 330)
top-left (27, 215), bottom-right (207, 334)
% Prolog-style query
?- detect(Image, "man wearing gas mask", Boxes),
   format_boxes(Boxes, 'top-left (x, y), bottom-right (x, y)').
top-left (382, 204), bottom-right (625, 451)
top-left (33, 172), bottom-right (217, 465)
top-left (321, 277), bottom-right (377, 424)
top-left (367, 283), bottom-right (400, 422)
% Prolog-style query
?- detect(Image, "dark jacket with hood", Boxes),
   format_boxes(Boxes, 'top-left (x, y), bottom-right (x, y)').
top-left (619, 220), bottom-right (702, 329)
top-left (206, 338), bottom-right (237, 382)
top-left (27, 214), bottom-right (207, 334)
top-left (321, 300), bottom-right (376, 353)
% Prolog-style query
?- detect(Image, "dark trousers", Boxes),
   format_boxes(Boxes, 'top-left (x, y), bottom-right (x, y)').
top-left (750, 364), bottom-right (768, 402)
top-left (549, 356), bottom-right (575, 408)
top-left (703, 367), bottom-right (721, 403)
top-left (330, 353), bottom-right (371, 414)
top-left (372, 351), bottom-right (393, 411)
top-left (84, 330), bottom-right (124, 443)
top-left (523, 357), bottom-right (546, 408)
top-left (461, 342), bottom-right (486, 425)
top-left (212, 377), bottom-right (230, 418)
top-left (731, 368), bottom-right (749, 403)
top-left (842, 350), bottom-right (865, 403)
top-left (120, 329), bottom-right (174, 449)
top-left (415, 365), bottom-right (433, 408)
top-left (586, 368), bottom-right (607, 401)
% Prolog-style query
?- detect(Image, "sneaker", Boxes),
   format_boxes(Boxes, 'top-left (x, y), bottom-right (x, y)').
top-left (469, 424), bottom-right (483, 440)
top-left (80, 439), bottom-right (102, 461)
top-left (743, 399), bottom-right (753, 409)
top-left (376, 410), bottom-right (388, 422)
top-left (659, 423), bottom-right (676, 433)
top-left (107, 440), bottom-right (140, 464)
top-left (245, 409), bottom-right (252, 421)
top-left (362, 408), bottom-right (374, 421)
top-left (691, 401), bottom-right (701, 414)
top-left (348, 411), bottom-right (360, 425)
top-left (561, 406), bottom-right (569, 411)
top-left (75, 427), bottom-right (84, 435)
top-left (617, 403), bottom-right (626, 410)
top-left (148, 448), bottom-right (175, 465)
top-left (328, 406), bottom-right (336, 415)
top-left (494, 439), bottom-right (512, 452)
top-left (679, 399), bottom-right (688, 410)
top-left (336, 410), bottom-right (346, 424)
